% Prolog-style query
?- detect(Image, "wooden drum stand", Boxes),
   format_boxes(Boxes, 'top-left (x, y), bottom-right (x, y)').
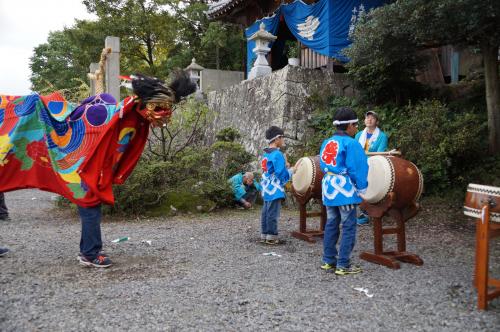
top-left (290, 156), bottom-right (326, 243)
top-left (291, 191), bottom-right (326, 243)
top-left (464, 183), bottom-right (500, 310)
top-left (358, 153), bottom-right (424, 269)
top-left (360, 195), bottom-right (423, 269)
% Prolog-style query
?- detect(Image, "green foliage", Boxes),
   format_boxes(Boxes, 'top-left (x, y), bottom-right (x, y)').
top-left (307, 95), bottom-right (490, 195)
top-left (30, 21), bottom-right (105, 97)
top-left (111, 136), bottom-right (254, 215)
top-left (146, 97), bottom-right (212, 161)
top-left (215, 127), bottom-right (241, 142)
top-left (345, 2), bottom-right (429, 105)
top-left (199, 21), bottom-right (245, 71)
top-left (210, 141), bottom-right (254, 176)
top-left (285, 40), bottom-right (300, 59)
top-left (304, 95), bottom-right (362, 156)
top-left (391, 99), bottom-right (487, 192)
top-left (345, 0), bottom-right (500, 105)
top-left (30, 1), bottom-right (245, 94)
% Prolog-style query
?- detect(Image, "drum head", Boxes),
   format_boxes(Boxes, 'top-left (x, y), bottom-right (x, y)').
top-left (292, 157), bottom-right (314, 194)
top-left (364, 156), bottom-right (394, 203)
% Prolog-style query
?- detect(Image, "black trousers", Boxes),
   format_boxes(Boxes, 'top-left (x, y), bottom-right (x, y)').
top-left (0, 193), bottom-right (8, 219)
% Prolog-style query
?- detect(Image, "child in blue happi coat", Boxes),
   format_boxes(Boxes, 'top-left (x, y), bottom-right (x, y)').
top-left (319, 107), bottom-right (369, 275)
top-left (260, 126), bottom-right (294, 245)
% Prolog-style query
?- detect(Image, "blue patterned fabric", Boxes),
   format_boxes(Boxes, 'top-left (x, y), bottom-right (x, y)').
top-left (260, 148), bottom-right (292, 202)
top-left (319, 132), bottom-right (368, 206)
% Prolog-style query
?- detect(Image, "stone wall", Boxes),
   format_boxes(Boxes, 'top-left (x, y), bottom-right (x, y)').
top-left (201, 69), bottom-right (244, 93)
top-left (205, 65), bottom-right (354, 159)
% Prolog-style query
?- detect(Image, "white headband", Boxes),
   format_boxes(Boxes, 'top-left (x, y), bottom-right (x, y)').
top-left (332, 119), bottom-right (358, 126)
top-left (266, 134), bottom-right (283, 143)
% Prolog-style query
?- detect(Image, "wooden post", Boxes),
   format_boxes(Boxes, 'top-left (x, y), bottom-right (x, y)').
top-left (105, 36), bottom-right (120, 101)
top-left (88, 63), bottom-right (99, 96)
top-left (476, 205), bottom-right (490, 310)
top-left (451, 49), bottom-right (460, 83)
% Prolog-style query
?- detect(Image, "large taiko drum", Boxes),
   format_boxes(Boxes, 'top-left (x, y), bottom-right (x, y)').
top-left (292, 156), bottom-right (322, 200)
top-left (363, 156), bottom-right (424, 208)
top-left (292, 155), bottom-right (423, 207)
top-left (464, 184), bottom-right (500, 222)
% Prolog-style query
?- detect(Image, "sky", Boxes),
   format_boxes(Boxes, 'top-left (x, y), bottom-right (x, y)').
top-left (0, 0), bottom-right (96, 95)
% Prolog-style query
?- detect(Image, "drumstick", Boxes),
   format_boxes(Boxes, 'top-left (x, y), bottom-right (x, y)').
top-left (366, 149), bottom-right (402, 156)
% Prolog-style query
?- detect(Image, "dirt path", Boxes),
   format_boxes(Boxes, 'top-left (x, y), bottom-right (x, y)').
top-left (0, 189), bottom-right (499, 331)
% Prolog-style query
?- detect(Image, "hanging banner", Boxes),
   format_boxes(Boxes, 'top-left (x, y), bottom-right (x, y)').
top-left (245, 0), bottom-right (385, 74)
top-left (282, 0), bottom-right (385, 62)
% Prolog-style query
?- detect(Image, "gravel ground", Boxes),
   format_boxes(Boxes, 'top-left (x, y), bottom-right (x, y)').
top-left (0, 189), bottom-right (499, 331)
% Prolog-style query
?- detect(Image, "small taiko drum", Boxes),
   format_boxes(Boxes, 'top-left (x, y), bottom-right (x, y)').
top-left (292, 155), bottom-right (423, 207)
top-left (464, 184), bottom-right (500, 222)
top-left (363, 156), bottom-right (423, 208)
top-left (292, 156), bottom-right (322, 200)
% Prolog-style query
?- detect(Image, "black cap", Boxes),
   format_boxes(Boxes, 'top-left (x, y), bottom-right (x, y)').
top-left (265, 126), bottom-right (284, 142)
top-left (334, 107), bottom-right (357, 123)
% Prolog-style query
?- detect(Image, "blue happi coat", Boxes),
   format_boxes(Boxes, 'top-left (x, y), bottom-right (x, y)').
top-left (319, 132), bottom-right (369, 207)
top-left (260, 148), bottom-right (292, 201)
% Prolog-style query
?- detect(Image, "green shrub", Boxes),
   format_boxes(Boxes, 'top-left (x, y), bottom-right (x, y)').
top-left (215, 127), bottom-right (241, 142)
top-left (391, 99), bottom-right (487, 193)
top-left (110, 129), bottom-right (254, 215)
top-left (306, 95), bottom-right (490, 196)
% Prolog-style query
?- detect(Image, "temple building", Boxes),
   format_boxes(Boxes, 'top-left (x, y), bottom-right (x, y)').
top-left (207, 0), bottom-right (479, 84)
top-left (207, 0), bottom-right (386, 74)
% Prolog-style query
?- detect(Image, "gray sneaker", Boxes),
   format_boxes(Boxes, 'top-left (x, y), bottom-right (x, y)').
top-left (78, 254), bottom-right (112, 268)
top-left (0, 247), bottom-right (9, 257)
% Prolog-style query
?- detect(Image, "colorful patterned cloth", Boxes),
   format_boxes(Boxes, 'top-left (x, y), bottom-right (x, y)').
top-left (0, 93), bottom-right (150, 207)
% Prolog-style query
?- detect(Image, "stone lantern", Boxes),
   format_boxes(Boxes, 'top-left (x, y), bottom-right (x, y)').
top-left (185, 58), bottom-right (205, 88)
top-left (248, 22), bottom-right (277, 80)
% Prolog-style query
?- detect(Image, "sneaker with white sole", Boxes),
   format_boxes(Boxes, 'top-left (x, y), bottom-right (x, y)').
top-left (78, 254), bottom-right (112, 268)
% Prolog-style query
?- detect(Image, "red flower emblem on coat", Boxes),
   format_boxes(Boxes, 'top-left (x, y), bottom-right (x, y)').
top-left (321, 140), bottom-right (339, 166)
top-left (261, 158), bottom-right (268, 172)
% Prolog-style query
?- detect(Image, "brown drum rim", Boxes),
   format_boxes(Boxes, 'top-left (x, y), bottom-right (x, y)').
top-left (410, 160), bottom-right (424, 202)
top-left (467, 183), bottom-right (500, 197)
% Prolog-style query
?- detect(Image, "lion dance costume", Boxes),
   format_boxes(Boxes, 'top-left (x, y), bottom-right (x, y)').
top-left (0, 72), bottom-right (196, 206)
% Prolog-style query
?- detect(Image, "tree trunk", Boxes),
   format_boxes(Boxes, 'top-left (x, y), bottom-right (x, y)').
top-left (482, 42), bottom-right (500, 155)
top-left (216, 44), bottom-right (220, 70)
top-left (160, 128), bottom-right (167, 162)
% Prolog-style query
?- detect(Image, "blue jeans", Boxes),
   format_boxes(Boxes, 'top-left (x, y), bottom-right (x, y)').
top-left (323, 205), bottom-right (358, 268)
top-left (260, 199), bottom-right (281, 240)
top-left (0, 192), bottom-right (8, 219)
top-left (78, 205), bottom-right (103, 260)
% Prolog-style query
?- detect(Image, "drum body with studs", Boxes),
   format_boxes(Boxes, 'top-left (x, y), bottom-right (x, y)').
top-left (464, 184), bottom-right (500, 223)
top-left (292, 156), bottom-right (322, 201)
top-left (363, 156), bottom-right (424, 208)
top-left (292, 155), bottom-right (423, 208)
